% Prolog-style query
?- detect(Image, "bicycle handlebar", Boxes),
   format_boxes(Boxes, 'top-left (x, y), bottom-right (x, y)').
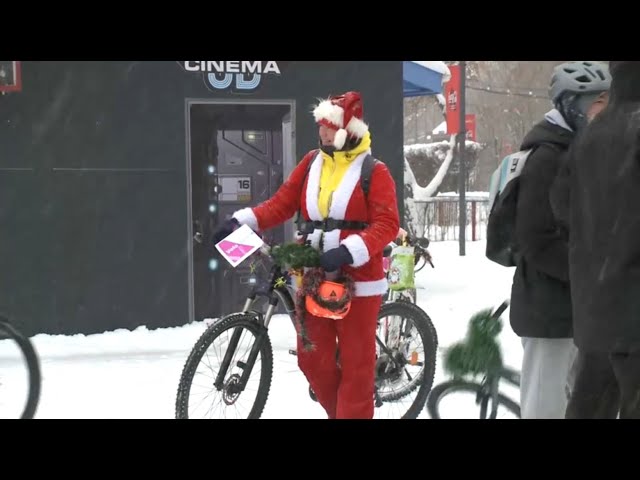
top-left (254, 231), bottom-right (433, 269)
top-left (400, 234), bottom-right (435, 269)
top-left (258, 242), bottom-right (272, 257)
top-left (492, 300), bottom-right (510, 319)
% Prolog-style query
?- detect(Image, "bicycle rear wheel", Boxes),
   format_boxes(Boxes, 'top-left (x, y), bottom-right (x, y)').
top-left (0, 318), bottom-right (41, 419)
top-left (427, 380), bottom-right (520, 419)
top-left (374, 301), bottom-right (437, 419)
top-left (175, 313), bottom-right (273, 419)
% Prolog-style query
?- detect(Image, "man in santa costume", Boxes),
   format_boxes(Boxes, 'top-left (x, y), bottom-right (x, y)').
top-left (213, 91), bottom-right (400, 419)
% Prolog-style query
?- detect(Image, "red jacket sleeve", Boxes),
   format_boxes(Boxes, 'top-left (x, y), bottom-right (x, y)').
top-left (232, 150), bottom-right (316, 232)
top-left (340, 162), bottom-right (400, 267)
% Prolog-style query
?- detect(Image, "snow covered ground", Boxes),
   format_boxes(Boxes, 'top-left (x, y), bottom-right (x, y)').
top-left (0, 240), bottom-right (522, 419)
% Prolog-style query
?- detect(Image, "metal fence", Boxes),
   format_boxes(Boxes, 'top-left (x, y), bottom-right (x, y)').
top-left (411, 196), bottom-right (490, 242)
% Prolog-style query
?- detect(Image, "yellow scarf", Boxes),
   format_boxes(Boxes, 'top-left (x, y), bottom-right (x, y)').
top-left (317, 132), bottom-right (372, 218)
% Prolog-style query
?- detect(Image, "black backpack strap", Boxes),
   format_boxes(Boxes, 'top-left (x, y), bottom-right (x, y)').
top-left (295, 151), bottom-right (378, 238)
top-left (360, 154), bottom-right (379, 198)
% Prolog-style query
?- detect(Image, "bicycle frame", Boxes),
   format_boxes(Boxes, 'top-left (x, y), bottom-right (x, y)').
top-left (500, 367), bottom-right (521, 389)
top-left (241, 263), bottom-right (296, 328)
top-left (476, 366), bottom-right (520, 419)
top-left (213, 261), bottom-right (294, 392)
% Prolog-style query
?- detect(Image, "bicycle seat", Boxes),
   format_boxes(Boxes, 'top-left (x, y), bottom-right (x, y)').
top-left (383, 245), bottom-right (393, 258)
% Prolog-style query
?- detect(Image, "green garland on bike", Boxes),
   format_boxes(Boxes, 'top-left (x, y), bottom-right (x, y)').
top-left (271, 243), bottom-right (321, 270)
top-left (443, 307), bottom-right (504, 379)
top-left (271, 242), bottom-right (355, 352)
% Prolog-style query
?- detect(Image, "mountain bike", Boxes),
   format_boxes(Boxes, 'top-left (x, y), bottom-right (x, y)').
top-left (0, 316), bottom-right (41, 419)
top-left (175, 242), bottom-right (438, 419)
top-left (426, 301), bottom-right (521, 419)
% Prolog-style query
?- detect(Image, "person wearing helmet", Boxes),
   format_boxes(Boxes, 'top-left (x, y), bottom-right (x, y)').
top-left (548, 61), bottom-right (612, 131)
top-left (212, 91), bottom-right (400, 419)
top-left (509, 61), bottom-right (611, 419)
top-left (560, 62), bottom-right (640, 418)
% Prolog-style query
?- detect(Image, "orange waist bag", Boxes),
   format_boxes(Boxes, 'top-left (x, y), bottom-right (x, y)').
top-left (305, 280), bottom-right (353, 320)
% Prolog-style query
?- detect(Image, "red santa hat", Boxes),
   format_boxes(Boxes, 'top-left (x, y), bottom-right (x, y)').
top-left (312, 91), bottom-right (369, 150)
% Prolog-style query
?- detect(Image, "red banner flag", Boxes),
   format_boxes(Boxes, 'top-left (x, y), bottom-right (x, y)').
top-left (445, 65), bottom-right (460, 135)
top-left (465, 114), bottom-right (476, 141)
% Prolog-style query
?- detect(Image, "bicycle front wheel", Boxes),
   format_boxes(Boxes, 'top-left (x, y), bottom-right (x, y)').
top-left (427, 380), bottom-right (520, 419)
top-left (175, 313), bottom-right (273, 419)
top-left (0, 318), bottom-right (41, 419)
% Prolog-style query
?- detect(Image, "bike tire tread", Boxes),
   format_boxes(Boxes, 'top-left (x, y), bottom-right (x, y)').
top-left (0, 318), bottom-right (41, 419)
top-left (426, 379), bottom-right (521, 419)
top-left (175, 313), bottom-right (274, 419)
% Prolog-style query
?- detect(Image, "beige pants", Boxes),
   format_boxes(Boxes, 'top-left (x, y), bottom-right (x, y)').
top-left (520, 337), bottom-right (578, 419)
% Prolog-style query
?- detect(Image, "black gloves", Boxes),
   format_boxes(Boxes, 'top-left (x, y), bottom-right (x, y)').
top-left (212, 218), bottom-right (240, 245)
top-left (320, 245), bottom-right (354, 272)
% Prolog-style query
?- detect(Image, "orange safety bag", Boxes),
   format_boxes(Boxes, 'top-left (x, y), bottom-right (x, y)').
top-left (305, 279), bottom-right (353, 320)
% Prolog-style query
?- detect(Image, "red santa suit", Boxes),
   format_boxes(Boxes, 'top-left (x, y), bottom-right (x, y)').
top-left (232, 92), bottom-right (400, 418)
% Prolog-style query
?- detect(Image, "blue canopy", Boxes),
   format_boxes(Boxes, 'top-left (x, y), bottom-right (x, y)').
top-left (403, 61), bottom-right (445, 97)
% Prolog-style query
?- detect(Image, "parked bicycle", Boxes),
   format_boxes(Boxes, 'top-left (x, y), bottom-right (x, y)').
top-left (0, 316), bottom-right (41, 419)
top-left (411, 236), bottom-right (433, 273)
top-left (426, 301), bottom-right (521, 419)
top-left (383, 234), bottom-right (434, 305)
top-left (175, 241), bottom-right (438, 419)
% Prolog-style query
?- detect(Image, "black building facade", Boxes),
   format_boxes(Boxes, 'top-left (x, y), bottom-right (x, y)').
top-left (0, 61), bottom-right (404, 336)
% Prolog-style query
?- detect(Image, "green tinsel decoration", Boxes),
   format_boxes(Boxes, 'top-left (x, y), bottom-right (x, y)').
top-left (271, 243), bottom-right (321, 270)
top-left (443, 307), bottom-right (504, 379)
top-left (270, 242), bottom-right (321, 352)
top-left (269, 242), bottom-right (356, 354)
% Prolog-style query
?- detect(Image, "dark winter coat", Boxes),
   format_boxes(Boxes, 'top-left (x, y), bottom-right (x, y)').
top-left (509, 118), bottom-right (575, 339)
top-left (555, 61), bottom-right (640, 353)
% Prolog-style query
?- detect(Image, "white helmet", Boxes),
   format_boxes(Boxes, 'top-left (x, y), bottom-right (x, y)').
top-left (549, 61), bottom-right (611, 106)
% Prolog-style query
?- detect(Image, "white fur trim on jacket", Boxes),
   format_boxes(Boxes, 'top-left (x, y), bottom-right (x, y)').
top-left (327, 151), bottom-right (369, 219)
top-left (355, 278), bottom-right (389, 297)
top-left (341, 234), bottom-right (370, 267)
top-left (305, 151), bottom-right (324, 222)
top-left (232, 207), bottom-right (259, 231)
top-left (304, 150), bottom-right (371, 253)
top-left (313, 100), bottom-right (344, 129)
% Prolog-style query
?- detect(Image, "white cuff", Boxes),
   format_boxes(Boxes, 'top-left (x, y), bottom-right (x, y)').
top-left (354, 278), bottom-right (388, 297)
top-left (341, 234), bottom-right (370, 267)
top-left (232, 208), bottom-right (259, 231)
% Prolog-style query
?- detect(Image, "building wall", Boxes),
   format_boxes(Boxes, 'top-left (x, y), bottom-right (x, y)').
top-left (0, 61), bottom-right (403, 336)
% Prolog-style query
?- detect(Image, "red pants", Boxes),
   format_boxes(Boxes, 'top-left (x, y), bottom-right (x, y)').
top-left (297, 295), bottom-right (382, 419)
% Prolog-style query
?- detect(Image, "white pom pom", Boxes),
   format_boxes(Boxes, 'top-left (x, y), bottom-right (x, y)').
top-left (334, 128), bottom-right (348, 150)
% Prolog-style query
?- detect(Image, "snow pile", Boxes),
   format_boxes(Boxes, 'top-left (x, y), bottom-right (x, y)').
top-left (432, 121), bottom-right (447, 134)
top-left (436, 191), bottom-right (489, 200)
top-left (405, 140), bottom-right (483, 157)
top-left (0, 239), bottom-right (521, 419)
top-left (403, 139), bottom-right (483, 203)
top-left (10, 323), bottom-right (208, 360)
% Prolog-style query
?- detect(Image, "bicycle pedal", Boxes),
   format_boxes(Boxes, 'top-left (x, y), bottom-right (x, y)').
top-left (289, 349), bottom-right (297, 356)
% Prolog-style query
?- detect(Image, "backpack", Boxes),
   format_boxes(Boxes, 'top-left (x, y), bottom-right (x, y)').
top-left (485, 143), bottom-right (560, 267)
top-left (295, 150), bottom-right (379, 231)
